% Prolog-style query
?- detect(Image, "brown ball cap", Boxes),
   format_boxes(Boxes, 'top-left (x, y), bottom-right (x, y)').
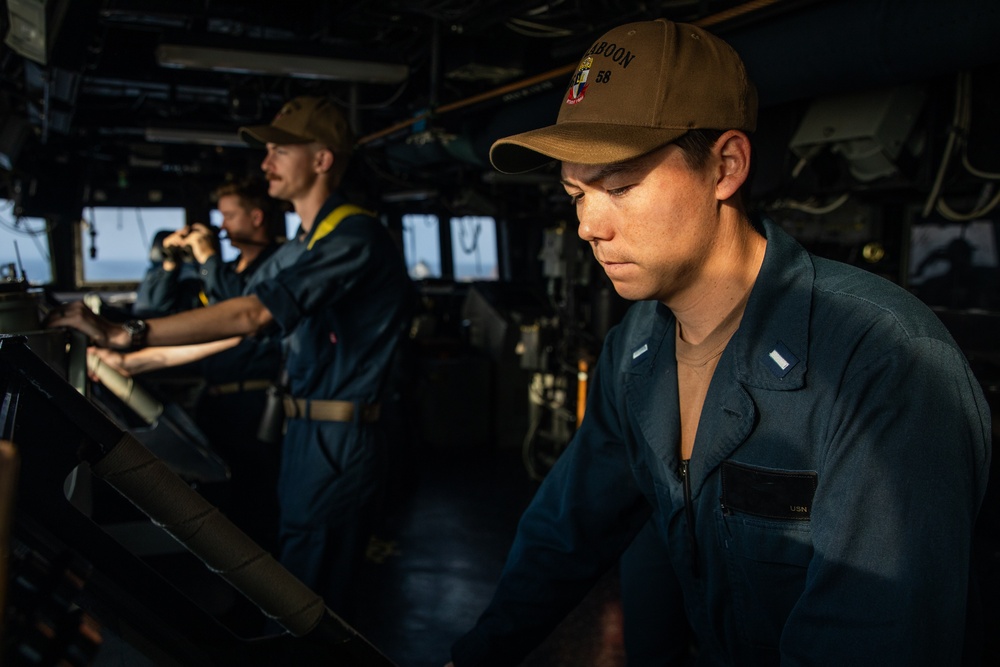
top-left (240, 96), bottom-right (354, 160)
top-left (489, 19), bottom-right (757, 174)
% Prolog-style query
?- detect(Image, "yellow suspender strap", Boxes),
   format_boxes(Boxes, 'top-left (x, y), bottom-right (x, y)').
top-left (307, 204), bottom-right (373, 251)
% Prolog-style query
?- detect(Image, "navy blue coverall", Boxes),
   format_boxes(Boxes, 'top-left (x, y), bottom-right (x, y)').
top-left (251, 193), bottom-right (412, 617)
top-left (452, 220), bottom-right (992, 667)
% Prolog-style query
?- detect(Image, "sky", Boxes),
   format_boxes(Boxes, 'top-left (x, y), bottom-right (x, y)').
top-left (0, 199), bottom-right (51, 284)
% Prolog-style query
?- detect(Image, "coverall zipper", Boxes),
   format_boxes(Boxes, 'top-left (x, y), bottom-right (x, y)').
top-left (680, 459), bottom-right (700, 578)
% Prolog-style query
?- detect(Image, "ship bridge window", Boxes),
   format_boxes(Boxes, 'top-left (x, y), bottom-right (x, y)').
top-left (80, 207), bottom-right (186, 283)
top-left (284, 211), bottom-right (302, 240)
top-left (451, 215), bottom-right (498, 282)
top-left (907, 213), bottom-right (1000, 310)
top-left (1, 199), bottom-right (51, 285)
top-left (402, 213), bottom-right (442, 280)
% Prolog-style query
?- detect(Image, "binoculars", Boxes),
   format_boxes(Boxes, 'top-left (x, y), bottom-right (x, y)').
top-left (163, 244), bottom-right (195, 264)
top-left (155, 225), bottom-right (221, 265)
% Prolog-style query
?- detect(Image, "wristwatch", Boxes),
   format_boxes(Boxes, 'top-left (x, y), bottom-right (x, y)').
top-left (121, 318), bottom-right (149, 349)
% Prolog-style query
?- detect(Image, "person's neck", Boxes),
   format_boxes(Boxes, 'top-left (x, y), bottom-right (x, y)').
top-left (292, 186), bottom-right (334, 235)
top-left (232, 239), bottom-right (268, 273)
top-left (669, 215), bottom-right (766, 346)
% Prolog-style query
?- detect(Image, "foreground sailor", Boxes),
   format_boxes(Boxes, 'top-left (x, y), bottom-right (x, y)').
top-left (447, 19), bottom-right (992, 667)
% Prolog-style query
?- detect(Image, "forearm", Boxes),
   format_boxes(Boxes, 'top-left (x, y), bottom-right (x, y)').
top-left (454, 350), bottom-right (649, 666)
top-left (144, 296), bottom-right (272, 347)
top-left (47, 295), bottom-right (272, 350)
top-left (120, 338), bottom-right (243, 374)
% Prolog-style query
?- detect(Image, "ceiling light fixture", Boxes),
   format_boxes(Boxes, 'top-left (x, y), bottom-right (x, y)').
top-left (144, 127), bottom-right (245, 147)
top-left (155, 44), bottom-right (408, 84)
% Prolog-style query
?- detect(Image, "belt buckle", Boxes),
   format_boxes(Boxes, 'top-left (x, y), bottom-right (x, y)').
top-left (283, 395), bottom-right (302, 419)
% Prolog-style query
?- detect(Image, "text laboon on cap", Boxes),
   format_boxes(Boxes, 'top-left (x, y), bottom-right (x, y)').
top-left (584, 40), bottom-right (637, 69)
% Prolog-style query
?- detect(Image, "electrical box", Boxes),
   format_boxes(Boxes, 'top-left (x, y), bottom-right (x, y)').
top-left (790, 85), bottom-right (927, 182)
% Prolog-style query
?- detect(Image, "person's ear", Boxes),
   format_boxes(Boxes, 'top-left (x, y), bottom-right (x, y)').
top-left (314, 147), bottom-right (335, 174)
top-left (250, 208), bottom-right (264, 228)
top-left (714, 130), bottom-right (750, 202)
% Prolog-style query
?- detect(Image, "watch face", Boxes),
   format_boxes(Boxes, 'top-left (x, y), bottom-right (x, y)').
top-left (123, 319), bottom-right (148, 345)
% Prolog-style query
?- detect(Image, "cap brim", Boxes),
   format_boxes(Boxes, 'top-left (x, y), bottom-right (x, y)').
top-left (489, 122), bottom-right (690, 174)
top-left (238, 124), bottom-right (314, 147)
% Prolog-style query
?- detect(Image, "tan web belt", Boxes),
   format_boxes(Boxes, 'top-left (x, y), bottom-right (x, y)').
top-left (205, 379), bottom-right (273, 396)
top-left (282, 397), bottom-right (381, 423)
